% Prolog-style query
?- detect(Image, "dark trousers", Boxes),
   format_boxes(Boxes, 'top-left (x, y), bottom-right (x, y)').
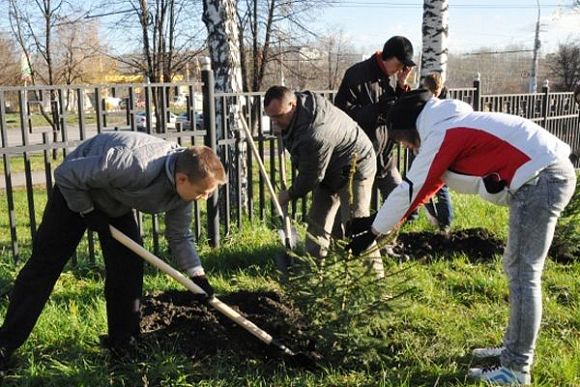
top-left (0, 187), bottom-right (144, 353)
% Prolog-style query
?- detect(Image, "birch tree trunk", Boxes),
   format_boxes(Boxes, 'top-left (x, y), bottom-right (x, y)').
top-left (203, 0), bottom-right (247, 208)
top-left (421, 0), bottom-right (449, 82)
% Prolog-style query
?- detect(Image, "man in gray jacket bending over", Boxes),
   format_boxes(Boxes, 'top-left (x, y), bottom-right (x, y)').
top-left (0, 132), bottom-right (225, 367)
top-left (264, 86), bottom-right (383, 277)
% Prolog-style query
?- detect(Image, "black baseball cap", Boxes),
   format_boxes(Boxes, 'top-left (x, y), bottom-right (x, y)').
top-left (382, 36), bottom-right (416, 67)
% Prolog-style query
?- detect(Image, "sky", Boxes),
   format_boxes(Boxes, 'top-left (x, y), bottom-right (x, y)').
top-left (314, 0), bottom-right (580, 55)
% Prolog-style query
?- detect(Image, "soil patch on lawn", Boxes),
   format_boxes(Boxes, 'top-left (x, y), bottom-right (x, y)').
top-left (393, 227), bottom-right (505, 262)
top-left (139, 290), bottom-right (318, 367)
top-left (136, 228), bottom-right (505, 367)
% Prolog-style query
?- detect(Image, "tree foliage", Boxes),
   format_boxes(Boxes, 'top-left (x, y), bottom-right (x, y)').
top-left (284, 237), bottom-right (415, 368)
top-left (0, 33), bottom-right (20, 86)
top-left (236, 0), bottom-right (327, 92)
top-left (546, 39), bottom-right (580, 91)
top-left (95, 0), bottom-right (205, 83)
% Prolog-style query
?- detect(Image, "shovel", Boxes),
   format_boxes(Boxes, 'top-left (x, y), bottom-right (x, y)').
top-left (275, 136), bottom-right (298, 272)
top-left (238, 112), bottom-right (297, 276)
top-left (109, 225), bottom-right (316, 368)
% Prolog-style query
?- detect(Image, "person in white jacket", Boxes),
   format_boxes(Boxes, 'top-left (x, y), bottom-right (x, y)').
top-left (347, 89), bottom-right (576, 385)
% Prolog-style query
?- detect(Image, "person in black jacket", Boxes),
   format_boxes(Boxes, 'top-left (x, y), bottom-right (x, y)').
top-left (334, 36), bottom-right (415, 200)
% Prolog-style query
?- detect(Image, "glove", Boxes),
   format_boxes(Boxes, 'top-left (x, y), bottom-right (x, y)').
top-left (81, 209), bottom-right (110, 236)
top-left (345, 214), bottom-right (377, 238)
top-left (191, 275), bottom-right (214, 299)
top-left (483, 173), bottom-right (506, 194)
top-left (378, 94), bottom-right (397, 111)
top-left (346, 229), bottom-right (378, 256)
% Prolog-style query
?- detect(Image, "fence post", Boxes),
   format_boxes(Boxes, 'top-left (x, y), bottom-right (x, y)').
top-left (201, 57), bottom-right (220, 248)
top-left (542, 80), bottom-right (550, 129)
top-left (0, 91), bottom-right (19, 263)
top-left (473, 73), bottom-right (481, 111)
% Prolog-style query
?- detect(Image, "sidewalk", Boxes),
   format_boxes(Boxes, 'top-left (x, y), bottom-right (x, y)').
top-left (0, 171), bottom-right (50, 190)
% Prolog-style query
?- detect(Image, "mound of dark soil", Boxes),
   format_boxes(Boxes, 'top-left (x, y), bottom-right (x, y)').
top-left (393, 227), bottom-right (505, 262)
top-left (139, 290), bottom-right (318, 366)
top-left (136, 228), bottom-right (504, 366)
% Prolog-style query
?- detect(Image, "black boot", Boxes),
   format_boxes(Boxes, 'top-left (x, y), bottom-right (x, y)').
top-left (99, 335), bottom-right (140, 360)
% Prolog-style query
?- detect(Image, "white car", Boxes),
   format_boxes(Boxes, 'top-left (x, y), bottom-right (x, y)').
top-left (135, 111), bottom-right (177, 131)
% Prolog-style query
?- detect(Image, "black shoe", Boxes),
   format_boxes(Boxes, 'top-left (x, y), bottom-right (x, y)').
top-left (99, 335), bottom-right (140, 360)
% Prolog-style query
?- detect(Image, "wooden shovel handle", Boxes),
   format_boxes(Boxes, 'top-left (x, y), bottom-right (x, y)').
top-left (276, 136), bottom-right (294, 244)
top-left (237, 111), bottom-right (285, 218)
top-left (109, 225), bottom-right (274, 346)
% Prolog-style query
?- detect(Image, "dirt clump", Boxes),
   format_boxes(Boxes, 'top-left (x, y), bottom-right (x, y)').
top-left (139, 290), bottom-right (317, 365)
top-left (136, 228), bottom-right (505, 366)
top-left (393, 227), bottom-right (505, 262)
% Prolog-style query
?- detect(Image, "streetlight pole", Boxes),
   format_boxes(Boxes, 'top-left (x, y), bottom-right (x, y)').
top-left (529, 0), bottom-right (541, 93)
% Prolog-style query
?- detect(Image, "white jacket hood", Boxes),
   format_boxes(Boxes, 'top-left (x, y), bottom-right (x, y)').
top-left (416, 98), bottom-right (474, 136)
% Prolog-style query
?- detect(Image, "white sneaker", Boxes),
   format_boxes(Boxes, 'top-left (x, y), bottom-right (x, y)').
top-left (472, 345), bottom-right (505, 358)
top-left (468, 365), bottom-right (531, 385)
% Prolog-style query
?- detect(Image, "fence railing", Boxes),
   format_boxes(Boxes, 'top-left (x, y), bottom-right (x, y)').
top-left (1, 72), bottom-right (579, 264)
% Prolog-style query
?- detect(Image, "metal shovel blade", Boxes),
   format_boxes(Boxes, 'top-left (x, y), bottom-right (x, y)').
top-left (269, 339), bottom-right (320, 370)
top-left (277, 226), bottom-right (298, 250)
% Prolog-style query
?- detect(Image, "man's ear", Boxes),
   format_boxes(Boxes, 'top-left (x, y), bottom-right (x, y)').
top-left (175, 172), bottom-right (189, 184)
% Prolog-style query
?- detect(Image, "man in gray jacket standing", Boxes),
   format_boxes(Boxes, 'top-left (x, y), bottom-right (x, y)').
top-left (0, 132), bottom-right (225, 368)
top-left (264, 86), bottom-right (383, 277)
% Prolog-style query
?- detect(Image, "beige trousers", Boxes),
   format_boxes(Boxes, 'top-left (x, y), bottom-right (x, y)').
top-left (305, 179), bottom-right (384, 278)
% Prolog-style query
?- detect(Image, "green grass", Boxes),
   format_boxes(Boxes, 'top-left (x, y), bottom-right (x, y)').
top-left (0, 188), bottom-right (579, 386)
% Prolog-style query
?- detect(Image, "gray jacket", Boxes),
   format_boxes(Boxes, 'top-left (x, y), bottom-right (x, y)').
top-left (283, 91), bottom-right (376, 199)
top-left (54, 132), bottom-right (201, 270)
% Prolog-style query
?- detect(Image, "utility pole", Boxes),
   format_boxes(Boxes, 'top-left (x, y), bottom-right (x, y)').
top-left (529, 0), bottom-right (541, 93)
top-left (279, 37), bottom-right (285, 86)
top-left (328, 39), bottom-right (333, 89)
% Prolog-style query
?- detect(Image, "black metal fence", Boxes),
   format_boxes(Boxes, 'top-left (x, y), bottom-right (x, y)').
top-left (1, 69), bottom-right (579, 264)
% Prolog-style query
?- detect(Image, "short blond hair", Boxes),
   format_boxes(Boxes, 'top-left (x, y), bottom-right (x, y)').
top-left (175, 146), bottom-right (226, 185)
top-left (422, 72), bottom-right (444, 96)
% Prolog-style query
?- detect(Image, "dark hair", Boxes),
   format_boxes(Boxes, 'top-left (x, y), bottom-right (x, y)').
top-left (389, 127), bottom-right (422, 149)
top-left (388, 88), bottom-right (432, 131)
top-left (264, 85), bottom-right (294, 108)
top-left (175, 145), bottom-right (226, 184)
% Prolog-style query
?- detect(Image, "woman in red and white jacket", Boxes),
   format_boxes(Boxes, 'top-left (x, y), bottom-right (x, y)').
top-left (348, 89), bottom-right (576, 385)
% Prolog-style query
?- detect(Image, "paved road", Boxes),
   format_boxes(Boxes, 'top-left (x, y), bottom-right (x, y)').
top-left (2, 125), bottom-right (273, 190)
top-left (1, 125), bottom-right (98, 190)
top-left (3, 124), bottom-right (100, 147)
top-left (0, 170), bottom-right (50, 190)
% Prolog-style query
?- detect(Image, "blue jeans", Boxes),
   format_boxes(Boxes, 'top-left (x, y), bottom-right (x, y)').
top-left (500, 158), bottom-right (576, 373)
top-left (425, 185), bottom-right (454, 228)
